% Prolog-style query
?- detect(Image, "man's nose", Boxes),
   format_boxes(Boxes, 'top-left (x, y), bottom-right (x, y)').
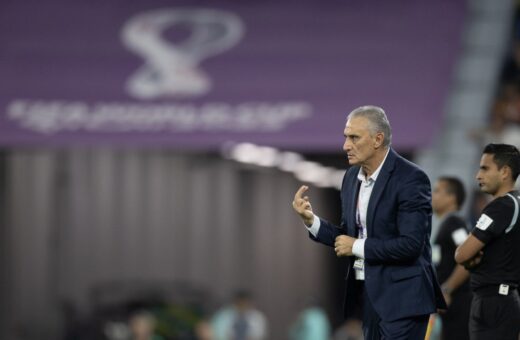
top-left (343, 141), bottom-right (351, 152)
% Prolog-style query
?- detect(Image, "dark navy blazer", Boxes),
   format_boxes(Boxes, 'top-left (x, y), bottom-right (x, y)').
top-left (312, 148), bottom-right (447, 321)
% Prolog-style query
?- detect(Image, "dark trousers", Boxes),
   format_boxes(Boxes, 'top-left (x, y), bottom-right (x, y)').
top-left (358, 281), bottom-right (429, 340)
top-left (469, 288), bottom-right (520, 340)
top-left (440, 290), bottom-right (471, 340)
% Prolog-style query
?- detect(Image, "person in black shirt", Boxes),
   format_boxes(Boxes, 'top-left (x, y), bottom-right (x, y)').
top-left (432, 177), bottom-right (471, 340)
top-left (455, 143), bottom-right (520, 340)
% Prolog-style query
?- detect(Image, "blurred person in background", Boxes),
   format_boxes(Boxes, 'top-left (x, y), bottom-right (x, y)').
top-left (288, 298), bottom-right (331, 340)
top-left (431, 177), bottom-right (471, 340)
top-left (128, 311), bottom-right (164, 340)
top-left (471, 28), bottom-right (520, 151)
top-left (194, 319), bottom-right (214, 340)
top-left (455, 143), bottom-right (520, 340)
top-left (332, 318), bottom-right (364, 340)
top-left (211, 291), bottom-right (267, 340)
top-left (469, 85), bottom-right (520, 149)
top-left (292, 106), bottom-right (446, 340)
top-left (499, 25), bottom-right (520, 86)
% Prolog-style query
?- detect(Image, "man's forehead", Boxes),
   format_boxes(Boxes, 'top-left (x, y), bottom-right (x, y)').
top-left (435, 180), bottom-right (449, 191)
top-left (480, 153), bottom-right (496, 166)
top-left (345, 116), bottom-right (369, 130)
top-left (481, 153), bottom-right (493, 161)
top-left (435, 180), bottom-right (447, 187)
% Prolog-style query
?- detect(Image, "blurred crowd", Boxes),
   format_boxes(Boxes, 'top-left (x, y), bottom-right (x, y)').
top-left (470, 9), bottom-right (520, 150)
top-left (62, 290), bottom-right (342, 340)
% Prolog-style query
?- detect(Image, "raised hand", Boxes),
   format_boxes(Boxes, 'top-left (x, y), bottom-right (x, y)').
top-left (292, 185), bottom-right (314, 226)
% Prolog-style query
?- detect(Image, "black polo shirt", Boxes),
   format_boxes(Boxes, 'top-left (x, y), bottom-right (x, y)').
top-left (433, 214), bottom-right (470, 292)
top-left (470, 190), bottom-right (520, 290)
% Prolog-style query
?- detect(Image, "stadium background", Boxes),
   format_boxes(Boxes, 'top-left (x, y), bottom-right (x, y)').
top-left (0, 0), bottom-right (518, 339)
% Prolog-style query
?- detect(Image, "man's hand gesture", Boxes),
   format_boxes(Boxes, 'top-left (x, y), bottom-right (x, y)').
top-left (334, 235), bottom-right (356, 257)
top-left (292, 185), bottom-right (314, 226)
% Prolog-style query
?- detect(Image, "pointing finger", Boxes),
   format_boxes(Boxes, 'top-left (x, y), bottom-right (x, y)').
top-left (294, 185), bottom-right (308, 200)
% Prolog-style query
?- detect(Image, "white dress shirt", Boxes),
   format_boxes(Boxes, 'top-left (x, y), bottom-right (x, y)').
top-left (307, 149), bottom-right (390, 279)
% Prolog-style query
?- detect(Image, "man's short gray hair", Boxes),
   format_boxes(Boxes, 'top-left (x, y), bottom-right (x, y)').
top-left (347, 105), bottom-right (392, 147)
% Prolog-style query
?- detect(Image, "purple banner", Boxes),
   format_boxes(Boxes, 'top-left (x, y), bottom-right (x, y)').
top-left (0, 0), bottom-right (466, 151)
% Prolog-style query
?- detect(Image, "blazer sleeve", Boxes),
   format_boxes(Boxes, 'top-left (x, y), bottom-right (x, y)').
top-left (309, 168), bottom-right (354, 247)
top-left (309, 217), bottom-right (343, 247)
top-left (364, 170), bottom-right (431, 264)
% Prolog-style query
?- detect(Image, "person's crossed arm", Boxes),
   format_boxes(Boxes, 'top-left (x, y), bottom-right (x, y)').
top-left (455, 234), bottom-right (485, 270)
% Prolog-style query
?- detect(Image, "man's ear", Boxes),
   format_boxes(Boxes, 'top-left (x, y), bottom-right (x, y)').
top-left (374, 132), bottom-right (384, 148)
top-left (500, 165), bottom-right (512, 181)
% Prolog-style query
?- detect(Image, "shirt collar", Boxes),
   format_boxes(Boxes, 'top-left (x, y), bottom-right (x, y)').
top-left (357, 148), bottom-right (390, 183)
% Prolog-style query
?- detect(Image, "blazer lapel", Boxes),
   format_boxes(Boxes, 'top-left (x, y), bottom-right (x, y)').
top-left (366, 149), bottom-right (396, 237)
top-left (348, 180), bottom-right (361, 237)
top-left (344, 168), bottom-right (361, 237)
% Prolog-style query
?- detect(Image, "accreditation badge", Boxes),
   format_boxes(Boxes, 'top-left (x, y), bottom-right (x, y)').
top-left (354, 258), bottom-right (364, 270)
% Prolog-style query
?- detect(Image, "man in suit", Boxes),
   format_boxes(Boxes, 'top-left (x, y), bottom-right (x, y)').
top-left (292, 105), bottom-right (446, 339)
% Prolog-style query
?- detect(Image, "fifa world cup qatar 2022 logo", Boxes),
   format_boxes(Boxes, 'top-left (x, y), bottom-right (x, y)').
top-left (121, 8), bottom-right (245, 99)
